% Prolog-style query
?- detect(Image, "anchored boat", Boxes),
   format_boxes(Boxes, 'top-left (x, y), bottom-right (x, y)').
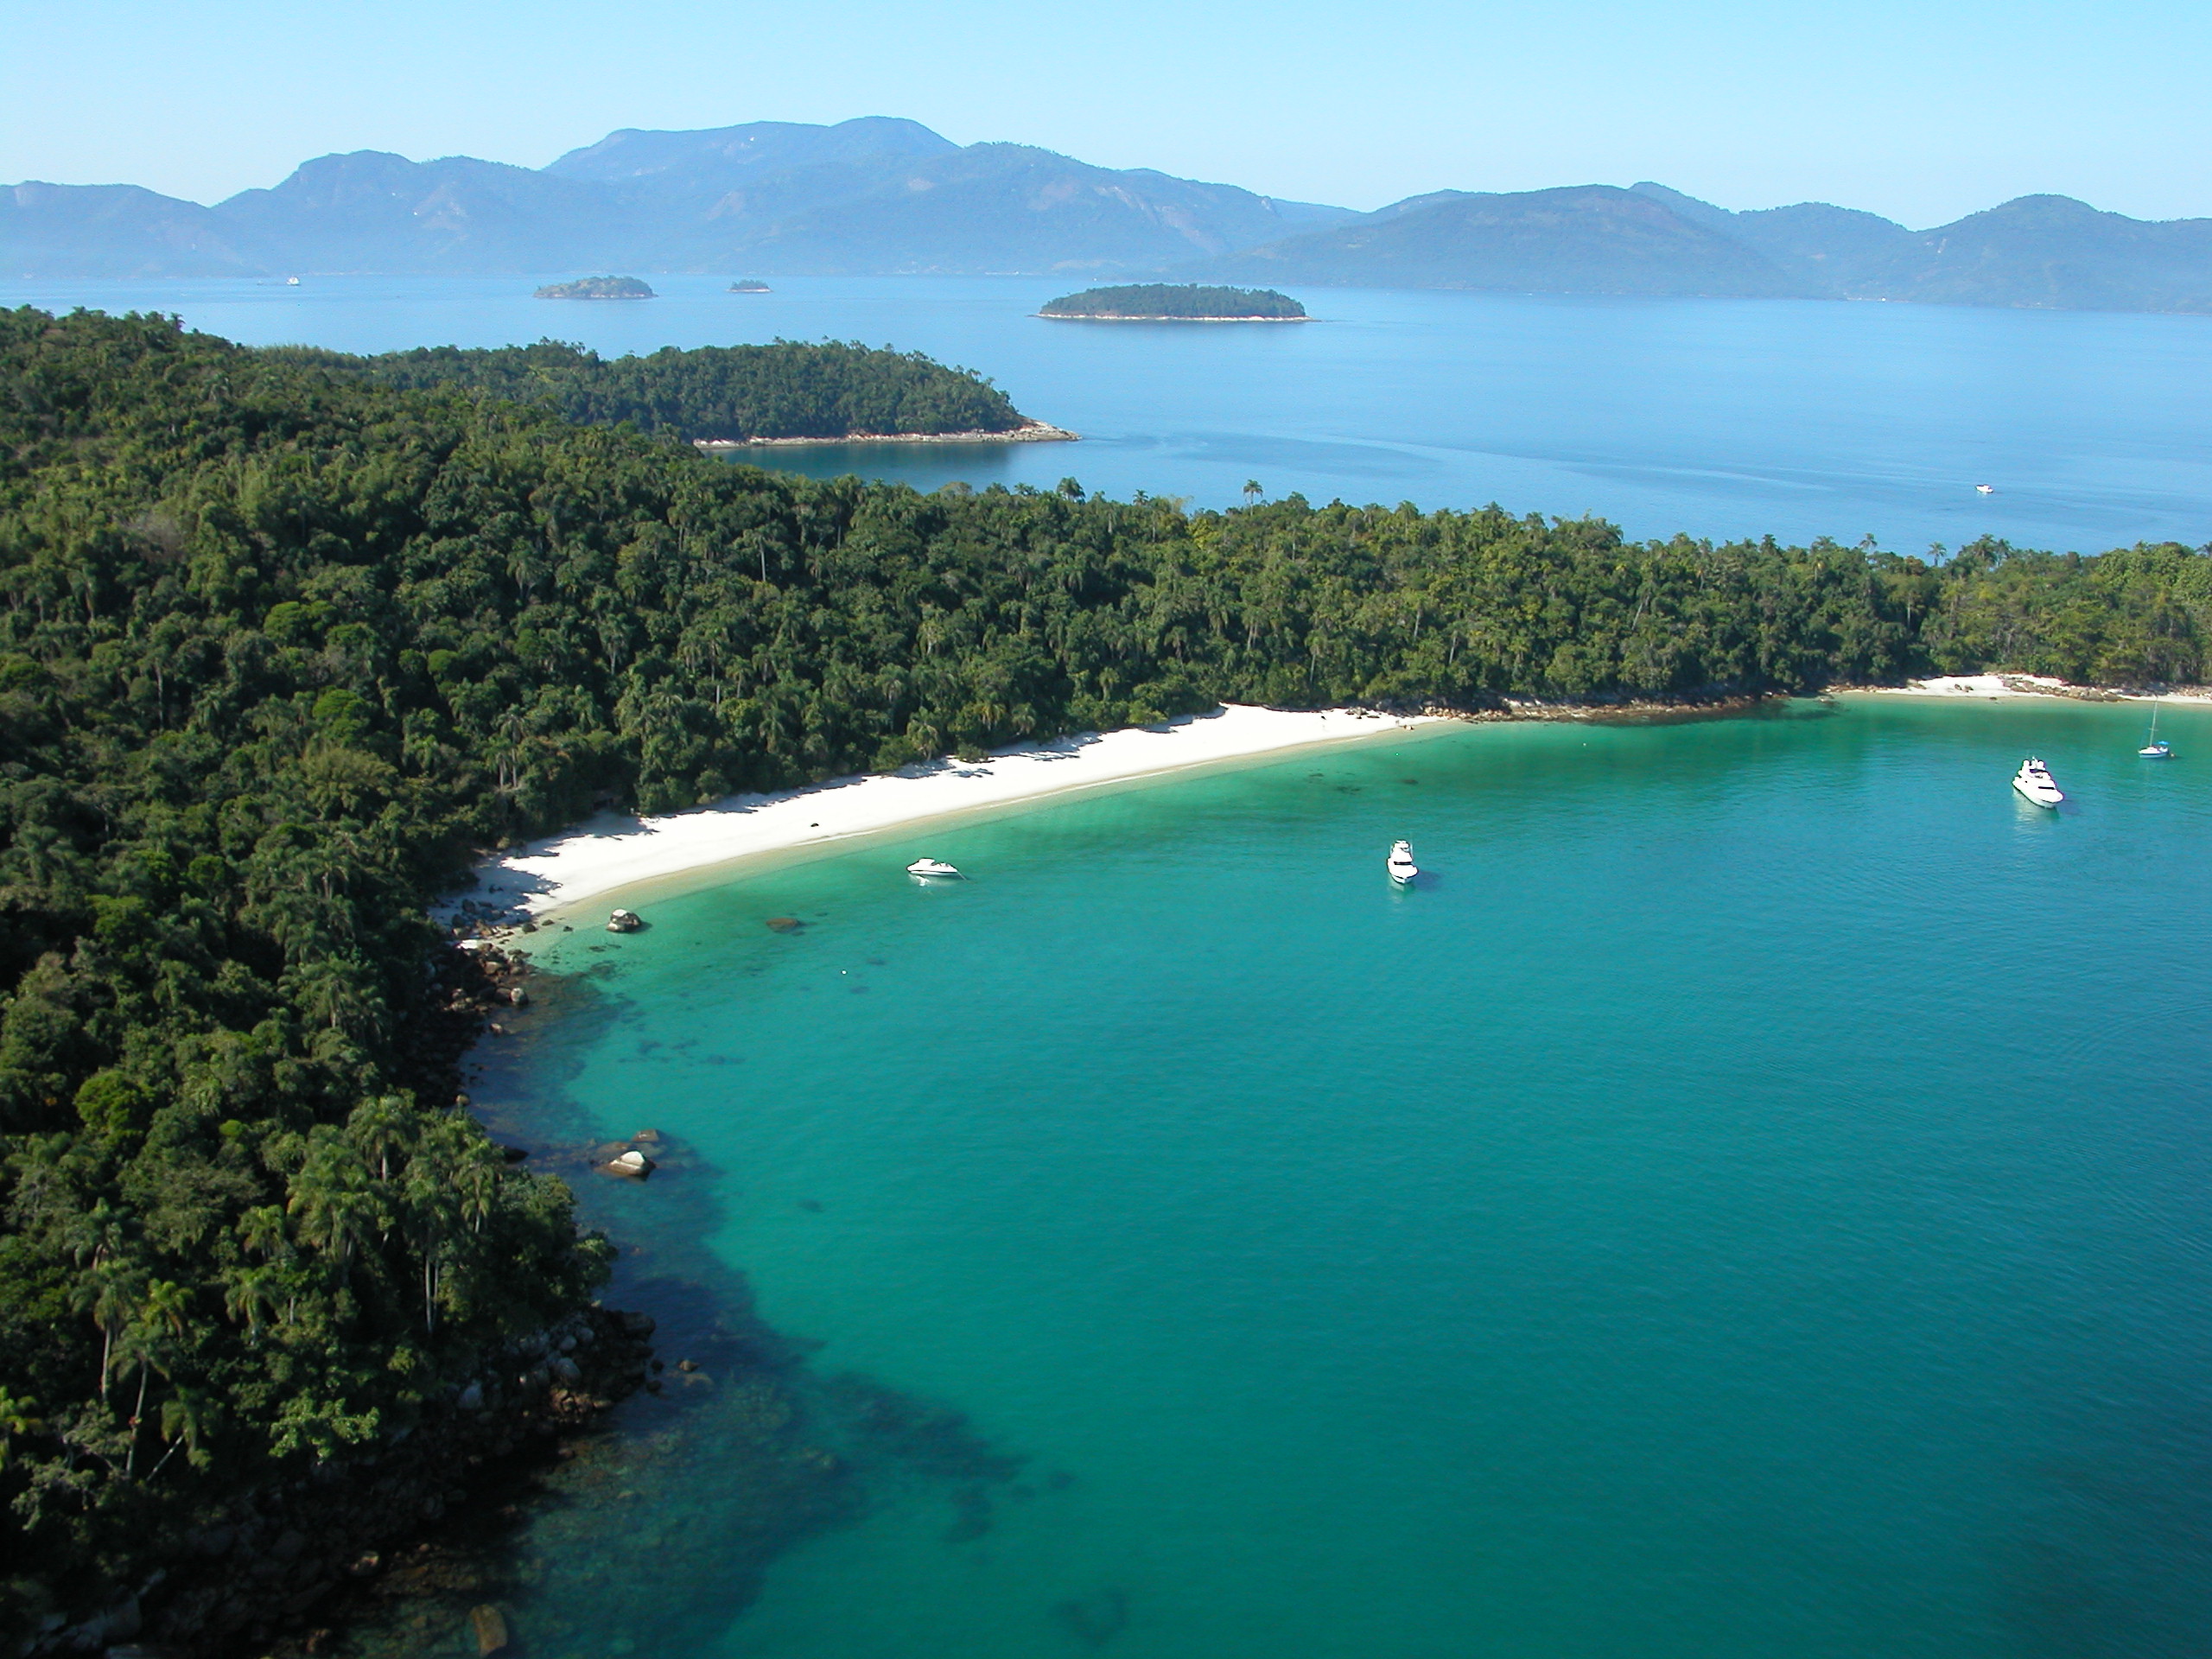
top-left (2139, 704), bottom-right (2172, 759)
top-left (2012, 757), bottom-right (2064, 809)
top-left (906, 858), bottom-right (963, 880)
top-left (1386, 841), bottom-right (1419, 884)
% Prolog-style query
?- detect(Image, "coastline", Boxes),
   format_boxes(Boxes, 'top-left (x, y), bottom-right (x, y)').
top-left (1865, 671), bottom-right (2212, 702)
top-left (448, 705), bottom-right (1449, 933)
top-left (694, 420), bottom-right (1077, 452)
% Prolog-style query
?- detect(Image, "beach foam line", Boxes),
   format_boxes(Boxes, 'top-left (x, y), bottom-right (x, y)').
top-left (454, 705), bottom-right (1447, 931)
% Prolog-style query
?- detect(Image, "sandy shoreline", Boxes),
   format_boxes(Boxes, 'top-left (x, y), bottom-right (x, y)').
top-left (447, 705), bottom-right (1447, 936)
top-left (694, 421), bottom-right (1077, 452)
top-left (1867, 672), bottom-right (2212, 703)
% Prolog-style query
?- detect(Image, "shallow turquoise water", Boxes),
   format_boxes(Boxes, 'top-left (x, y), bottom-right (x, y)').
top-left (472, 696), bottom-right (2212, 1659)
top-left (8, 273), bottom-right (2212, 550)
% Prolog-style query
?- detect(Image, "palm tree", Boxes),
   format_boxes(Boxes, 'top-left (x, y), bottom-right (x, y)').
top-left (118, 1279), bottom-right (189, 1476)
top-left (1243, 480), bottom-right (1264, 507)
top-left (147, 1388), bottom-right (219, 1481)
top-left (0, 1386), bottom-right (43, 1471)
top-left (68, 1198), bottom-right (135, 1268)
top-left (222, 1263), bottom-right (283, 1337)
top-left (73, 1262), bottom-right (146, 1403)
top-left (349, 1095), bottom-right (416, 1182)
top-left (288, 1136), bottom-right (382, 1276)
top-left (237, 1204), bottom-right (290, 1261)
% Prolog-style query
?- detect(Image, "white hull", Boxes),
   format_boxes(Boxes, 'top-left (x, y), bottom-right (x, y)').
top-left (1386, 841), bottom-right (1419, 884)
top-left (2012, 759), bottom-right (2064, 809)
top-left (906, 858), bottom-right (962, 879)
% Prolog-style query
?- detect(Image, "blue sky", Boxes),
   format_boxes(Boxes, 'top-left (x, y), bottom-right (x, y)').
top-left (2, 0), bottom-right (2206, 226)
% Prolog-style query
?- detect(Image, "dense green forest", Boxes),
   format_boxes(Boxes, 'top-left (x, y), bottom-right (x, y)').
top-left (278, 337), bottom-right (1029, 443)
top-left (531, 276), bottom-right (657, 301)
top-left (1039, 283), bottom-right (1307, 318)
top-left (1, 304), bottom-right (2208, 1637)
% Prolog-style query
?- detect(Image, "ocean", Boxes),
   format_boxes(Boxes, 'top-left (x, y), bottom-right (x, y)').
top-left (391, 694), bottom-right (2212, 1659)
top-left (6, 273), bottom-right (2211, 552)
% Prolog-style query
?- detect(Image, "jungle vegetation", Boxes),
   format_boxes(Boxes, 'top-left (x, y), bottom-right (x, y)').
top-left (531, 276), bottom-right (655, 301)
top-left (1, 303), bottom-right (2208, 1631)
top-left (1039, 283), bottom-right (1307, 318)
top-left (282, 337), bottom-right (1029, 444)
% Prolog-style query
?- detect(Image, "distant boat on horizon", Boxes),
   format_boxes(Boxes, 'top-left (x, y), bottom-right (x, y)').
top-left (2012, 756), bottom-right (2064, 808)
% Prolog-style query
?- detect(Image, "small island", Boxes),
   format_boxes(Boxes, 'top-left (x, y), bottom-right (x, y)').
top-left (728, 279), bottom-right (772, 293)
top-left (1039, 283), bottom-right (1306, 321)
top-left (534, 275), bottom-right (657, 301)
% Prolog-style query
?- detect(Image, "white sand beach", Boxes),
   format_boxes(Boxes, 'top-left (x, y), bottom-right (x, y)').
top-left (448, 704), bottom-right (1446, 933)
top-left (1873, 672), bottom-right (2212, 702)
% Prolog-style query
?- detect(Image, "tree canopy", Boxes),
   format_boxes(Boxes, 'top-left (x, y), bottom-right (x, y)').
top-left (275, 337), bottom-right (1030, 444)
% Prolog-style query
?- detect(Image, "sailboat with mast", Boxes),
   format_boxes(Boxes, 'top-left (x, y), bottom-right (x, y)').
top-left (2139, 702), bottom-right (2172, 760)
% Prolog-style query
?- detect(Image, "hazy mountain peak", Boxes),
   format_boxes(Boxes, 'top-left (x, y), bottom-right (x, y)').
top-left (544, 117), bottom-right (956, 184)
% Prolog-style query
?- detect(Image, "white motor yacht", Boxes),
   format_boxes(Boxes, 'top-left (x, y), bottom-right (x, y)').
top-left (906, 858), bottom-right (963, 880)
top-left (1386, 841), bottom-right (1419, 884)
top-left (2012, 757), bottom-right (2064, 808)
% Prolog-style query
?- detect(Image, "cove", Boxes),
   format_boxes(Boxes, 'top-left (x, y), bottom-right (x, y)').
top-left (353, 696), bottom-right (2211, 1657)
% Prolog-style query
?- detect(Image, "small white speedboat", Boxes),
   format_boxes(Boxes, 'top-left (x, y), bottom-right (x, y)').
top-left (1386, 841), bottom-right (1419, 884)
top-left (906, 858), bottom-right (962, 880)
top-left (2012, 757), bottom-right (2064, 808)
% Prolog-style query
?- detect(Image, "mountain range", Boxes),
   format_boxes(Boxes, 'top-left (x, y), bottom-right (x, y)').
top-left (6, 117), bottom-right (2210, 314)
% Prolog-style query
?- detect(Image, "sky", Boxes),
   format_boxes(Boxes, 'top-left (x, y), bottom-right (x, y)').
top-left (3, 0), bottom-right (2209, 227)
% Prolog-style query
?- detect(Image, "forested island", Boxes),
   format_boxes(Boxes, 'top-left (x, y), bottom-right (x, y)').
top-left (280, 337), bottom-right (1033, 444)
top-left (532, 276), bottom-right (655, 301)
top-left (1039, 283), bottom-right (1307, 320)
top-left (3, 304), bottom-right (2210, 1650)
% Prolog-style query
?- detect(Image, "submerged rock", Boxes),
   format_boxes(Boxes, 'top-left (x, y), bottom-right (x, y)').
top-left (1052, 1586), bottom-right (1130, 1649)
top-left (765, 916), bottom-right (804, 933)
top-left (468, 1602), bottom-right (510, 1654)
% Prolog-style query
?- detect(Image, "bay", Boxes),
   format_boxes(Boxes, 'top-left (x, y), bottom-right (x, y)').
top-left (5, 272), bottom-right (2210, 550)
top-left (433, 695), bottom-right (2211, 1659)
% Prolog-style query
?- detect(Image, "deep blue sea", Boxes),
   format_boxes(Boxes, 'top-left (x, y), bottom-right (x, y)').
top-left (385, 696), bottom-right (2212, 1659)
top-left (6, 272), bottom-right (2212, 551)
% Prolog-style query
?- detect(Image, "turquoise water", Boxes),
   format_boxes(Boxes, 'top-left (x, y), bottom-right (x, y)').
top-left (454, 696), bottom-right (2212, 1659)
top-left (8, 273), bottom-right (2212, 550)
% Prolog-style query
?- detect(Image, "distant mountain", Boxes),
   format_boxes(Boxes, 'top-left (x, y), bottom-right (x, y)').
top-left (1201, 185), bottom-right (1803, 297)
top-left (1626, 182), bottom-right (1917, 289)
top-left (2, 182), bottom-right (261, 279)
top-left (1195, 181), bottom-right (2212, 313)
top-left (1841, 194), bottom-right (2212, 311)
top-left (0, 118), bottom-right (1357, 281)
top-left (8, 122), bottom-right (2212, 312)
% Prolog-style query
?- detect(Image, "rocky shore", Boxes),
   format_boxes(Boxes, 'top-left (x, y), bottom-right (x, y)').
top-left (22, 1306), bottom-right (655, 1658)
top-left (692, 420), bottom-right (1077, 451)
